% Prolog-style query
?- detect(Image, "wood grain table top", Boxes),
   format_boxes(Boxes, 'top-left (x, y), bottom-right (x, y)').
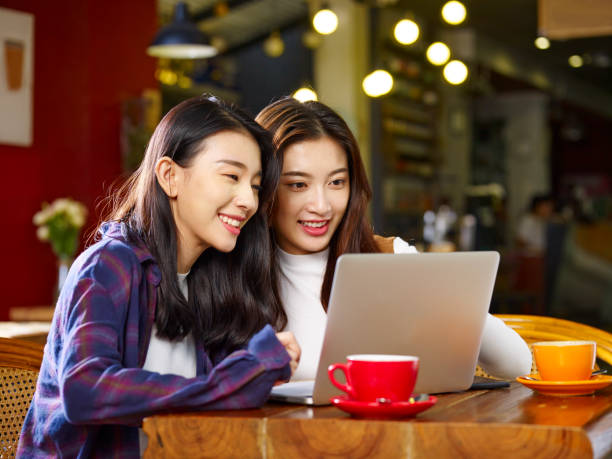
top-left (0, 321), bottom-right (51, 344)
top-left (143, 382), bottom-right (612, 458)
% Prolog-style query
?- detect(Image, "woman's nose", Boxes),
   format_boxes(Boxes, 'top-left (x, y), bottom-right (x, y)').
top-left (235, 182), bottom-right (258, 213)
top-left (306, 187), bottom-right (332, 215)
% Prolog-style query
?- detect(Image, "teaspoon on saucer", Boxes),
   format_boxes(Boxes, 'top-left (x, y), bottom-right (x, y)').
top-left (375, 394), bottom-right (429, 404)
top-left (523, 369), bottom-right (607, 381)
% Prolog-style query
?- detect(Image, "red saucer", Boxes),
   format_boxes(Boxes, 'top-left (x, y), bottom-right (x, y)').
top-left (330, 395), bottom-right (437, 419)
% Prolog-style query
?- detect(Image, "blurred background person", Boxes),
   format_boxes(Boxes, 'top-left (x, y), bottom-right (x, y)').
top-left (516, 194), bottom-right (555, 255)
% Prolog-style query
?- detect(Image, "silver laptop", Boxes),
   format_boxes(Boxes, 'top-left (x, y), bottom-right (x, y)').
top-left (270, 251), bottom-right (500, 405)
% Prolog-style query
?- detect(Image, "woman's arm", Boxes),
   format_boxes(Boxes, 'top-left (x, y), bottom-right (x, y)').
top-left (56, 250), bottom-right (290, 426)
top-left (477, 314), bottom-right (532, 379)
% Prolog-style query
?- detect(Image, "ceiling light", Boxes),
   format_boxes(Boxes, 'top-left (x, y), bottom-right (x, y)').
top-left (568, 55), bottom-right (583, 68)
top-left (147, 2), bottom-right (217, 59)
top-left (302, 30), bottom-right (322, 49)
top-left (441, 1), bottom-right (466, 25)
top-left (313, 6), bottom-right (338, 35)
top-left (394, 19), bottom-right (420, 45)
top-left (263, 31), bottom-right (284, 58)
top-left (443, 60), bottom-right (468, 85)
top-left (426, 42), bottom-right (451, 65)
top-left (293, 87), bottom-right (318, 102)
top-left (362, 70), bottom-right (394, 97)
top-left (534, 37), bottom-right (550, 50)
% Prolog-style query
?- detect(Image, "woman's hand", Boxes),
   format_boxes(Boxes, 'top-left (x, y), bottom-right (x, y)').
top-left (275, 331), bottom-right (301, 379)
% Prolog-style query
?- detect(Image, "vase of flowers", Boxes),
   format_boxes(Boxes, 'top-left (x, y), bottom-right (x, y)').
top-left (33, 198), bottom-right (88, 297)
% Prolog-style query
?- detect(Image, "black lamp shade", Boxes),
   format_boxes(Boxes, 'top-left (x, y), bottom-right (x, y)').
top-left (147, 2), bottom-right (217, 59)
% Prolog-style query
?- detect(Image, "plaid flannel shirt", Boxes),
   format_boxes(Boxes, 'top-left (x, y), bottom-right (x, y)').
top-left (18, 222), bottom-right (290, 458)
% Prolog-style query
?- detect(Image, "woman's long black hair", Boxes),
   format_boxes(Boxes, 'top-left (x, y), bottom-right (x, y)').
top-left (105, 95), bottom-right (286, 358)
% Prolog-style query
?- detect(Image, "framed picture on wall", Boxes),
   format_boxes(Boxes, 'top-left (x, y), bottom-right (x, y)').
top-left (0, 7), bottom-right (34, 147)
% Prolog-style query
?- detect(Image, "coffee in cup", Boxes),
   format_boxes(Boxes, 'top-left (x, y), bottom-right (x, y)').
top-left (533, 341), bottom-right (596, 381)
top-left (327, 354), bottom-right (419, 403)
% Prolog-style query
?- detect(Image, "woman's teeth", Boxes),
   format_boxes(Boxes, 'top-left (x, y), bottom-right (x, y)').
top-left (301, 221), bottom-right (327, 228)
top-left (220, 215), bottom-right (241, 228)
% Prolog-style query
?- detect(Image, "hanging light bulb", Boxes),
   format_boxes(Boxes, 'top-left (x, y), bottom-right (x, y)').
top-left (443, 59), bottom-right (468, 85)
top-left (362, 70), bottom-right (394, 97)
top-left (534, 37), bottom-right (550, 50)
top-left (393, 19), bottom-right (419, 45)
top-left (293, 87), bottom-right (318, 102)
top-left (441, 1), bottom-right (466, 25)
top-left (568, 55), bottom-right (583, 68)
top-left (263, 31), bottom-right (284, 58)
top-left (313, 4), bottom-right (338, 35)
top-left (426, 42), bottom-right (451, 65)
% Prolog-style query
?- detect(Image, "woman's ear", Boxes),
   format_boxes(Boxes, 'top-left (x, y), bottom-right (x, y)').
top-left (155, 157), bottom-right (178, 198)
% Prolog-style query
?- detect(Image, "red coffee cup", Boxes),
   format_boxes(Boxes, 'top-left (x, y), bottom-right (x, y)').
top-left (328, 354), bottom-right (419, 402)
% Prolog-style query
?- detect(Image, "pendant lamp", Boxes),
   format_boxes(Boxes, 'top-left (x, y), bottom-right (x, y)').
top-left (147, 2), bottom-right (217, 59)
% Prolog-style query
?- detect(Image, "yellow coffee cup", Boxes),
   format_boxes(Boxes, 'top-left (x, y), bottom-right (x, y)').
top-left (533, 341), bottom-right (596, 381)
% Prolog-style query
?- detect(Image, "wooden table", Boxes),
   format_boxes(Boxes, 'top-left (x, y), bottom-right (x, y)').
top-left (142, 382), bottom-right (612, 459)
top-left (0, 321), bottom-right (51, 344)
top-left (9, 306), bottom-right (55, 322)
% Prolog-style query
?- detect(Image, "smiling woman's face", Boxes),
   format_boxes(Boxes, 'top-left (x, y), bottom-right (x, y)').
top-left (272, 136), bottom-right (350, 255)
top-left (168, 130), bottom-right (262, 272)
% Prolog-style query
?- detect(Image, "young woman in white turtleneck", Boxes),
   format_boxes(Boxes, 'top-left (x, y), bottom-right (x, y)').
top-left (256, 97), bottom-right (532, 382)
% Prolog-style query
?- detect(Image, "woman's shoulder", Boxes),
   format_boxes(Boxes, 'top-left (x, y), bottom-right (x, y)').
top-left (373, 235), bottom-right (396, 253)
top-left (75, 222), bottom-right (155, 284)
top-left (374, 235), bottom-right (418, 254)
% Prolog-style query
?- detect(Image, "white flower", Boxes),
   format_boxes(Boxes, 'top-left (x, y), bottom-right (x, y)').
top-left (33, 198), bottom-right (88, 229)
top-left (33, 210), bottom-right (46, 225)
top-left (36, 225), bottom-right (50, 241)
top-left (32, 202), bottom-right (52, 225)
top-left (66, 201), bottom-right (87, 228)
top-left (52, 198), bottom-right (70, 214)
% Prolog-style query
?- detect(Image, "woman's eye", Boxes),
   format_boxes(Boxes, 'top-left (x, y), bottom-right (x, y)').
top-left (288, 182), bottom-right (307, 190)
top-left (330, 179), bottom-right (346, 187)
top-left (252, 184), bottom-right (262, 193)
top-left (225, 174), bottom-right (239, 182)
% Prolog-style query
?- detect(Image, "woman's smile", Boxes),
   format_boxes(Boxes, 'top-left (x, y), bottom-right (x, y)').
top-left (219, 213), bottom-right (246, 235)
top-left (299, 219), bottom-right (330, 236)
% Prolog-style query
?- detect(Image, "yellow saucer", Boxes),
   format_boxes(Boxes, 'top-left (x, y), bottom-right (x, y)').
top-left (516, 374), bottom-right (612, 396)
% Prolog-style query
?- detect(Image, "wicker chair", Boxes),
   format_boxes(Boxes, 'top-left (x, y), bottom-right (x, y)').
top-left (496, 314), bottom-right (612, 374)
top-left (0, 338), bottom-right (44, 458)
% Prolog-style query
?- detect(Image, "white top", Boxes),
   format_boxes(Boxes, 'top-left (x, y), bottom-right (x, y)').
top-left (517, 214), bottom-right (546, 253)
top-left (278, 248), bottom-right (330, 381)
top-left (139, 272), bottom-right (196, 456)
top-left (278, 239), bottom-right (532, 381)
top-left (142, 273), bottom-right (197, 377)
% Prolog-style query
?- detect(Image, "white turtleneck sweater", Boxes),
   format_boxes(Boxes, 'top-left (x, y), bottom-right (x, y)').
top-left (139, 272), bottom-right (195, 456)
top-left (277, 238), bottom-right (532, 381)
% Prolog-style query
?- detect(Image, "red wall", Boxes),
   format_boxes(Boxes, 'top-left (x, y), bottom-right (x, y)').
top-left (0, 0), bottom-right (157, 317)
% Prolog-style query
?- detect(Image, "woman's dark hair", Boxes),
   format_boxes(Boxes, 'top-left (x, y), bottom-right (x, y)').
top-left (255, 97), bottom-right (379, 310)
top-left (105, 94), bottom-right (285, 358)
top-left (529, 193), bottom-right (553, 212)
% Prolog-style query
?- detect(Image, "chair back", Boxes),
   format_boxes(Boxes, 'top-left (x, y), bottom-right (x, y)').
top-left (0, 337), bottom-right (44, 458)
